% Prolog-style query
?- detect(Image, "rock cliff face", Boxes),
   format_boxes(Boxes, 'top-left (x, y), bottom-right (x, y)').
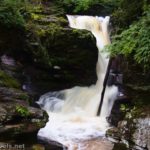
top-left (0, 2), bottom-right (98, 91)
top-left (107, 107), bottom-right (150, 150)
top-left (0, 2), bottom-right (99, 142)
top-left (132, 118), bottom-right (150, 150)
top-left (0, 56), bottom-right (48, 139)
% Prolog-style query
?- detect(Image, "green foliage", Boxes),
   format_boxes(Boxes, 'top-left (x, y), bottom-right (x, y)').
top-left (15, 105), bottom-right (30, 117)
top-left (112, 0), bottom-right (145, 30)
top-left (121, 104), bottom-right (146, 119)
top-left (27, 21), bottom-right (67, 67)
top-left (35, 120), bottom-right (45, 128)
top-left (72, 29), bottom-right (92, 39)
top-left (0, 0), bottom-right (29, 28)
top-left (0, 70), bottom-right (20, 88)
top-left (108, 7), bottom-right (150, 70)
top-left (45, 23), bottom-right (64, 37)
top-left (69, 0), bottom-right (94, 12)
top-left (58, 0), bottom-right (120, 13)
top-left (120, 104), bottom-right (130, 112)
top-left (120, 104), bottom-right (133, 119)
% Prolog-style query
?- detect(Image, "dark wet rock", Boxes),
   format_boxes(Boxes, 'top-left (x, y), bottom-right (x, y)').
top-left (0, 54), bottom-right (22, 74)
top-left (1, 55), bottom-right (16, 66)
top-left (0, 1), bottom-right (98, 91)
top-left (113, 143), bottom-right (128, 150)
top-left (0, 99), bottom-right (47, 123)
top-left (106, 127), bottom-right (120, 142)
top-left (0, 87), bottom-right (29, 102)
top-left (0, 86), bottom-right (48, 138)
top-left (108, 96), bottom-right (131, 126)
top-left (0, 107), bottom-right (48, 139)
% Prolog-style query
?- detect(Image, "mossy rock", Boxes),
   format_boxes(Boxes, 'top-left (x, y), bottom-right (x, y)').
top-left (113, 143), bottom-right (128, 150)
top-left (0, 70), bottom-right (20, 88)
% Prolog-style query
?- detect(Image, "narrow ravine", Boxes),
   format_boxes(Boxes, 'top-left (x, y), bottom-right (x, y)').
top-left (37, 15), bottom-right (118, 150)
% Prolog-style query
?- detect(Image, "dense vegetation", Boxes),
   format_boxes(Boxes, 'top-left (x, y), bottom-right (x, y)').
top-left (109, 5), bottom-right (150, 70)
top-left (0, 0), bottom-right (149, 69)
top-left (0, 0), bottom-right (150, 101)
top-left (0, 0), bottom-right (28, 28)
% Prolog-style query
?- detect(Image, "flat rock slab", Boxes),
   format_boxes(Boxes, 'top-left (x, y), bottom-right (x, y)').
top-left (78, 138), bottom-right (114, 150)
top-left (60, 138), bottom-right (114, 150)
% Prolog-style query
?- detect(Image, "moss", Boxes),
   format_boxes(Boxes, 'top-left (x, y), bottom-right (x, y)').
top-left (46, 23), bottom-right (64, 37)
top-left (0, 70), bottom-right (20, 88)
top-left (128, 106), bottom-right (149, 119)
top-left (72, 29), bottom-right (92, 39)
top-left (30, 5), bottom-right (44, 14)
top-left (18, 2), bottom-right (96, 77)
top-left (32, 144), bottom-right (45, 150)
top-left (56, 16), bottom-right (68, 26)
top-left (35, 120), bottom-right (45, 128)
top-left (31, 13), bottom-right (43, 21)
top-left (14, 126), bottom-right (24, 135)
top-left (17, 93), bottom-right (30, 102)
top-left (113, 143), bottom-right (128, 150)
top-left (31, 112), bottom-right (48, 128)
top-left (15, 105), bottom-right (30, 117)
top-left (35, 27), bottom-right (46, 36)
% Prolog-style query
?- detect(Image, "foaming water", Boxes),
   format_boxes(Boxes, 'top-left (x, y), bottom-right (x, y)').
top-left (37, 15), bottom-right (118, 149)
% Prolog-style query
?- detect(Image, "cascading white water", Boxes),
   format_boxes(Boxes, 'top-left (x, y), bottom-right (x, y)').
top-left (37, 15), bottom-right (118, 150)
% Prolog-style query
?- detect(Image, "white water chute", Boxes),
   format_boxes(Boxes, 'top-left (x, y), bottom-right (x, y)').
top-left (37, 15), bottom-right (118, 149)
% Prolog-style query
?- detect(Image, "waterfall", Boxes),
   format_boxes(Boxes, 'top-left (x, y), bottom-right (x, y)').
top-left (37, 15), bottom-right (118, 149)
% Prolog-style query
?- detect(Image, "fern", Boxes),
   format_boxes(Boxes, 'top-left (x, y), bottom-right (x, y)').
top-left (0, 0), bottom-right (29, 27)
top-left (108, 7), bottom-right (150, 70)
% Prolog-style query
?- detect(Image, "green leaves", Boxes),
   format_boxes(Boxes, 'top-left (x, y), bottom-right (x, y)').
top-left (61, 0), bottom-right (93, 12)
top-left (58, 0), bottom-right (119, 14)
top-left (108, 7), bottom-right (150, 70)
top-left (0, 70), bottom-right (20, 88)
top-left (16, 105), bottom-right (30, 117)
top-left (0, 0), bottom-right (29, 28)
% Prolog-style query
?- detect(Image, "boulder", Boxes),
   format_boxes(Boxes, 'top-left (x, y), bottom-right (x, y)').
top-left (0, 87), bottom-right (48, 138)
top-left (107, 116), bottom-right (150, 150)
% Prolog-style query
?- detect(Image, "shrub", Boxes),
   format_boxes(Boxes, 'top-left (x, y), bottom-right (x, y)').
top-left (57, 0), bottom-right (119, 14)
top-left (0, 70), bottom-right (20, 88)
top-left (108, 6), bottom-right (150, 70)
top-left (0, 0), bottom-right (29, 28)
top-left (15, 105), bottom-right (30, 117)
